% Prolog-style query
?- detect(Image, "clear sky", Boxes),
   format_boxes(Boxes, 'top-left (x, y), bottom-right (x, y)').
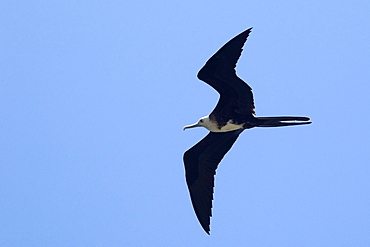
top-left (1, 1), bottom-right (370, 246)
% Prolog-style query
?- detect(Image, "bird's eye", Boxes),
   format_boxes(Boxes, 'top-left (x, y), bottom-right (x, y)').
top-left (200, 119), bottom-right (203, 123)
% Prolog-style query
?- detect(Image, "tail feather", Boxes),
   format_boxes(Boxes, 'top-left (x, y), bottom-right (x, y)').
top-left (256, 116), bottom-right (311, 127)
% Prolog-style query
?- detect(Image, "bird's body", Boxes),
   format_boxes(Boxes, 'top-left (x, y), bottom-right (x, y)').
top-left (183, 27), bottom-right (311, 234)
top-left (190, 115), bottom-right (245, 132)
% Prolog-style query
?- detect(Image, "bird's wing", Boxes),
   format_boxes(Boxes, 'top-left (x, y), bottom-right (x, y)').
top-left (183, 129), bottom-right (244, 234)
top-left (197, 28), bottom-right (255, 117)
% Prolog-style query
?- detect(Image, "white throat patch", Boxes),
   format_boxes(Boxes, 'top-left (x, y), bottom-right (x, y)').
top-left (200, 116), bottom-right (243, 132)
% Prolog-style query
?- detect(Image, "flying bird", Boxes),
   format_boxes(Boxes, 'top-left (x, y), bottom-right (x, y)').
top-left (183, 27), bottom-right (311, 234)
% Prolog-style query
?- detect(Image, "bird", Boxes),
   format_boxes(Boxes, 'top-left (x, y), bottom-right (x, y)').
top-left (183, 27), bottom-right (311, 234)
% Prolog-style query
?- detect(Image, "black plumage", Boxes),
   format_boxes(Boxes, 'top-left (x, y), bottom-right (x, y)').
top-left (184, 129), bottom-right (243, 234)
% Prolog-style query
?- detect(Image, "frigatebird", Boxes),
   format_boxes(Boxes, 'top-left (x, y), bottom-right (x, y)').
top-left (183, 27), bottom-right (311, 234)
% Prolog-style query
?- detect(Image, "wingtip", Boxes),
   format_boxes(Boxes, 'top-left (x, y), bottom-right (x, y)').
top-left (199, 217), bottom-right (211, 235)
top-left (203, 226), bottom-right (211, 235)
top-left (239, 27), bottom-right (253, 37)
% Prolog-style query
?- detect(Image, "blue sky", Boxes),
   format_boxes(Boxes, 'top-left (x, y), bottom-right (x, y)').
top-left (1, 1), bottom-right (370, 246)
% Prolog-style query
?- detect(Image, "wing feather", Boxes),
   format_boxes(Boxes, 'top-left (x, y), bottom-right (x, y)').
top-left (197, 28), bottom-right (255, 119)
top-left (183, 129), bottom-right (243, 234)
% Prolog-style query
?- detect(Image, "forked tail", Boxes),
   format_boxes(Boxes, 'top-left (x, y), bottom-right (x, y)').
top-left (256, 116), bottom-right (311, 127)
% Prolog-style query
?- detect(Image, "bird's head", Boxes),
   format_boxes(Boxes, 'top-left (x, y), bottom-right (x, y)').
top-left (183, 116), bottom-right (212, 131)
